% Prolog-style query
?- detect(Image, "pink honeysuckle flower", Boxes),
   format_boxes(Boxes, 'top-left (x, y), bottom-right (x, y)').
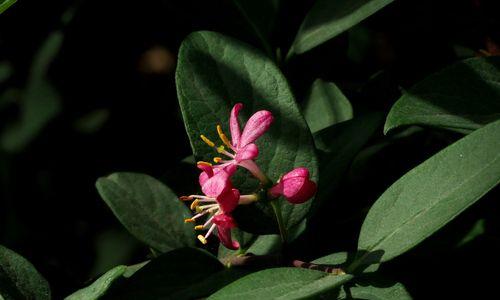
top-left (269, 167), bottom-right (317, 204)
top-left (199, 103), bottom-right (273, 183)
top-left (181, 162), bottom-right (257, 250)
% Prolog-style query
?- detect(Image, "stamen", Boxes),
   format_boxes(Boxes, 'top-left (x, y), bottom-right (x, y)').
top-left (184, 218), bottom-right (195, 223)
top-left (213, 157), bottom-right (222, 163)
top-left (205, 223), bottom-right (217, 239)
top-left (200, 135), bottom-right (215, 147)
top-left (217, 125), bottom-right (234, 150)
top-left (197, 161), bottom-right (212, 167)
top-left (197, 235), bottom-right (208, 244)
top-left (190, 199), bottom-right (200, 210)
top-left (217, 145), bottom-right (235, 158)
top-left (180, 196), bottom-right (193, 201)
top-left (203, 215), bottom-right (215, 227)
top-left (194, 225), bottom-right (204, 230)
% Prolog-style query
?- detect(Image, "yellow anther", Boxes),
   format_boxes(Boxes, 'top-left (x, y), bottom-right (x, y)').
top-left (194, 225), bottom-right (204, 230)
top-left (217, 125), bottom-right (233, 149)
top-left (197, 161), bottom-right (212, 167)
top-left (213, 157), bottom-right (222, 163)
top-left (184, 218), bottom-right (195, 223)
top-left (197, 235), bottom-right (208, 244)
top-left (195, 206), bottom-right (203, 213)
top-left (216, 145), bottom-right (225, 154)
top-left (200, 135), bottom-right (215, 147)
top-left (190, 200), bottom-right (200, 210)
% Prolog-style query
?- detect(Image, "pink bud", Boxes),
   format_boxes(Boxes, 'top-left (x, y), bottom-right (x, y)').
top-left (269, 167), bottom-right (317, 204)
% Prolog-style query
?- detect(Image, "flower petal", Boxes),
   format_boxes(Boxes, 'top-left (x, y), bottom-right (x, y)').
top-left (217, 188), bottom-right (240, 213)
top-left (201, 169), bottom-right (230, 198)
top-left (239, 110), bottom-right (274, 147)
top-left (282, 167), bottom-right (309, 180)
top-left (197, 163), bottom-right (214, 186)
top-left (283, 177), bottom-right (317, 204)
top-left (214, 214), bottom-right (239, 250)
top-left (230, 103), bottom-right (243, 147)
top-left (235, 143), bottom-right (259, 162)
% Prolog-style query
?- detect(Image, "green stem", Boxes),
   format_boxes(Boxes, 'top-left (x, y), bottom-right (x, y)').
top-left (270, 200), bottom-right (287, 244)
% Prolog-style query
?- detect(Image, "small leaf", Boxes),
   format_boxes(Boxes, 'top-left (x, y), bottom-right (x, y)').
top-left (65, 266), bottom-right (126, 300)
top-left (303, 79), bottom-right (353, 134)
top-left (176, 31), bottom-right (318, 233)
top-left (96, 172), bottom-right (194, 253)
top-left (0, 0), bottom-right (16, 14)
top-left (355, 119), bottom-right (500, 266)
top-left (0, 245), bottom-right (51, 300)
top-left (338, 282), bottom-right (412, 300)
top-left (208, 268), bottom-right (353, 299)
top-left (456, 219), bottom-right (486, 247)
top-left (290, 0), bottom-right (395, 54)
top-left (385, 57), bottom-right (500, 134)
top-left (105, 247), bottom-right (244, 300)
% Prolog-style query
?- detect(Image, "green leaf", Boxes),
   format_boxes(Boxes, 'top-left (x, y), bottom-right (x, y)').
top-left (385, 57), bottom-right (500, 134)
top-left (303, 79), bottom-right (353, 134)
top-left (208, 268), bottom-right (353, 299)
top-left (456, 219), bottom-right (486, 247)
top-left (290, 0), bottom-right (395, 55)
top-left (338, 282), bottom-right (412, 300)
top-left (105, 247), bottom-right (245, 300)
top-left (0, 0), bottom-right (16, 14)
top-left (218, 230), bottom-right (281, 262)
top-left (232, 0), bottom-right (279, 56)
top-left (176, 31), bottom-right (318, 233)
top-left (313, 113), bottom-right (383, 210)
top-left (96, 172), bottom-right (194, 253)
top-left (0, 245), bottom-right (51, 300)
top-left (312, 252), bottom-right (379, 273)
top-left (355, 119), bottom-right (500, 266)
top-left (0, 62), bottom-right (12, 83)
top-left (65, 266), bottom-right (127, 300)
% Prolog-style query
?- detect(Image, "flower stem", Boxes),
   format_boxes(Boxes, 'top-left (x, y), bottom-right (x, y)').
top-left (270, 200), bottom-right (287, 244)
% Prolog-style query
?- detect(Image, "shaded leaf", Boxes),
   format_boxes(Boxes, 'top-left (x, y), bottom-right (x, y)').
top-left (208, 268), bottom-right (353, 299)
top-left (176, 31), bottom-right (318, 233)
top-left (338, 282), bottom-right (412, 300)
top-left (355, 119), bottom-right (500, 265)
top-left (0, 0), bottom-right (16, 15)
top-left (0, 245), bottom-right (51, 300)
top-left (456, 219), bottom-right (486, 247)
top-left (218, 230), bottom-right (281, 262)
top-left (290, 0), bottom-right (395, 54)
top-left (385, 57), bottom-right (500, 134)
top-left (65, 266), bottom-right (127, 300)
top-left (303, 79), bottom-right (353, 133)
top-left (96, 172), bottom-right (194, 253)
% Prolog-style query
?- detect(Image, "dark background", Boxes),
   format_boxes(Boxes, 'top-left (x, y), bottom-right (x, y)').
top-left (0, 0), bottom-right (499, 298)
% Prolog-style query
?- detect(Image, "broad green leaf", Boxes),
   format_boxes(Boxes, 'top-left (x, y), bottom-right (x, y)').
top-left (312, 252), bottom-right (378, 273)
top-left (385, 57), bottom-right (500, 134)
top-left (208, 268), bottom-right (353, 299)
top-left (96, 172), bottom-right (194, 253)
top-left (104, 247), bottom-right (245, 300)
top-left (1, 32), bottom-right (63, 152)
top-left (355, 119), bottom-right (500, 266)
top-left (218, 231), bottom-right (281, 263)
top-left (290, 0), bottom-right (395, 55)
top-left (303, 79), bottom-right (353, 134)
top-left (65, 266), bottom-right (127, 300)
top-left (176, 31), bottom-right (318, 233)
top-left (313, 113), bottom-right (383, 210)
top-left (0, 245), bottom-right (51, 300)
top-left (338, 282), bottom-right (412, 300)
top-left (232, 0), bottom-right (279, 56)
top-left (0, 0), bottom-right (16, 14)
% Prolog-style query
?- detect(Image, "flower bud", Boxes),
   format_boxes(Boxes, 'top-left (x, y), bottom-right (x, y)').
top-left (269, 167), bottom-right (317, 204)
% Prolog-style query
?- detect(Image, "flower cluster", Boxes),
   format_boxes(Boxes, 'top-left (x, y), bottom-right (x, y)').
top-left (181, 103), bottom-right (317, 249)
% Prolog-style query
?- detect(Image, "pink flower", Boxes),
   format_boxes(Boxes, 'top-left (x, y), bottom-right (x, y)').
top-left (269, 167), bottom-right (317, 204)
top-left (181, 163), bottom-right (257, 250)
top-left (199, 103), bottom-right (273, 183)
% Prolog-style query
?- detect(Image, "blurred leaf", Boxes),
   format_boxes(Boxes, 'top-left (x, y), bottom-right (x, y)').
top-left (105, 247), bottom-right (245, 300)
top-left (176, 31), bottom-right (318, 233)
top-left (0, 62), bottom-right (12, 83)
top-left (65, 266), bottom-right (127, 300)
top-left (208, 268), bottom-right (353, 299)
top-left (303, 79), bottom-right (353, 133)
top-left (313, 113), bottom-right (383, 210)
top-left (232, 0), bottom-right (279, 56)
top-left (355, 119), bottom-right (500, 266)
top-left (1, 32), bottom-right (64, 152)
top-left (218, 231), bottom-right (281, 262)
top-left (338, 282), bottom-right (412, 300)
top-left (385, 57), bottom-right (500, 134)
top-left (456, 219), bottom-right (485, 247)
top-left (0, 245), bottom-right (51, 300)
top-left (96, 172), bottom-right (195, 253)
top-left (0, 0), bottom-right (16, 14)
top-left (73, 109), bottom-right (110, 134)
top-left (290, 0), bottom-right (395, 55)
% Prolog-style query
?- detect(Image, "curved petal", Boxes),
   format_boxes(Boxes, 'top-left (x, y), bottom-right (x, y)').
top-left (235, 143), bottom-right (259, 162)
top-left (217, 188), bottom-right (239, 213)
top-left (197, 163), bottom-right (214, 186)
top-left (201, 169), bottom-right (230, 198)
top-left (283, 177), bottom-right (317, 204)
top-left (214, 214), bottom-right (239, 250)
top-left (213, 213), bottom-right (238, 228)
top-left (268, 181), bottom-right (284, 198)
top-left (239, 110), bottom-right (274, 147)
top-left (282, 167), bottom-right (309, 180)
top-left (230, 103), bottom-right (243, 147)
